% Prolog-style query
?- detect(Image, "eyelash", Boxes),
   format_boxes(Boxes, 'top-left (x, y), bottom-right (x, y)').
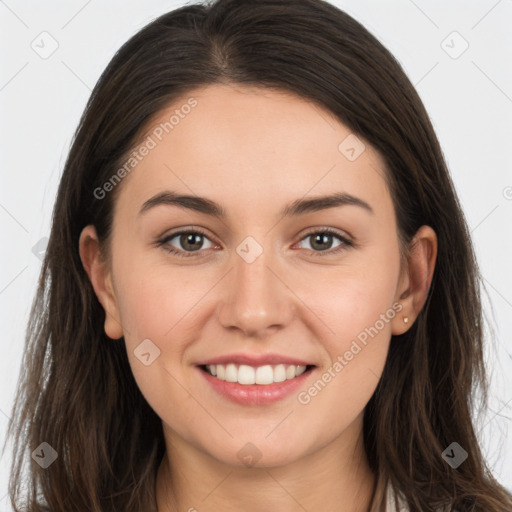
top-left (157, 227), bottom-right (353, 259)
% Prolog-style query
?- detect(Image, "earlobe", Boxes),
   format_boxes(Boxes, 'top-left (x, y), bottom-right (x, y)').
top-left (78, 225), bottom-right (124, 340)
top-left (392, 225), bottom-right (437, 335)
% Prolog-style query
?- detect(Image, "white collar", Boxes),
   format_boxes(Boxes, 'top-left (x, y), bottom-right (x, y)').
top-left (385, 484), bottom-right (408, 511)
top-left (385, 486), bottom-right (451, 511)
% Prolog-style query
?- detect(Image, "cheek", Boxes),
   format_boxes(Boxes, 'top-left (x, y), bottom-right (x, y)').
top-left (299, 249), bottom-right (400, 347)
top-left (111, 252), bottom-right (220, 396)
top-left (294, 279), bottom-right (397, 425)
top-left (293, 246), bottom-right (400, 406)
top-left (113, 250), bottom-right (205, 343)
top-left (111, 259), bottom-right (204, 426)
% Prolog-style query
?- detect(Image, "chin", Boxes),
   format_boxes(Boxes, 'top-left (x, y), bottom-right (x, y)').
top-left (200, 436), bottom-right (310, 470)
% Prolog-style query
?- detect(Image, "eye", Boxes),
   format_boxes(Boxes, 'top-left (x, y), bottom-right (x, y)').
top-left (157, 228), bottom-right (216, 258)
top-left (295, 228), bottom-right (353, 256)
top-left (157, 227), bottom-right (353, 259)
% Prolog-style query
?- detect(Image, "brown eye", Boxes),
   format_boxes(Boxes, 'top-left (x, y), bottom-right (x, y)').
top-left (159, 229), bottom-right (215, 257)
top-left (308, 233), bottom-right (336, 251)
top-left (296, 229), bottom-right (352, 255)
top-left (178, 233), bottom-right (206, 251)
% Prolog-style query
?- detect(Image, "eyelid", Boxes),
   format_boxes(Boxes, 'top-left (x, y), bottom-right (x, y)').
top-left (160, 225), bottom-right (211, 240)
top-left (298, 226), bottom-right (353, 242)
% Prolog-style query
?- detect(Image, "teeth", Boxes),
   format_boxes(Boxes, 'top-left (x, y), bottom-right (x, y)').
top-left (273, 364), bottom-right (287, 383)
top-left (255, 365), bottom-right (273, 385)
top-left (286, 365), bottom-right (296, 380)
top-left (205, 363), bottom-right (308, 385)
top-left (238, 365), bottom-right (255, 384)
top-left (225, 363), bottom-right (237, 382)
top-left (296, 365), bottom-right (306, 377)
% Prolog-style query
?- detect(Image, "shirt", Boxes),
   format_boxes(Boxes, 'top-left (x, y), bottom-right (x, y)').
top-left (386, 486), bottom-right (408, 511)
top-left (385, 486), bottom-right (453, 512)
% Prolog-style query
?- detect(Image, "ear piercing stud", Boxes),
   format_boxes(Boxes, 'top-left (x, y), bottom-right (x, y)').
top-left (403, 317), bottom-right (409, 324)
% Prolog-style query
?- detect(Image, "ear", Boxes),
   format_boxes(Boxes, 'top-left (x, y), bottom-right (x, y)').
top-left (392, 225), bottom-right (437, 335)
top-left (78, 225), bottom-right (124, 340)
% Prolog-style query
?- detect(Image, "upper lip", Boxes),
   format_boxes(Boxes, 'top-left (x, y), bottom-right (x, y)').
top-left (196, 353), bottom-right (316, 367)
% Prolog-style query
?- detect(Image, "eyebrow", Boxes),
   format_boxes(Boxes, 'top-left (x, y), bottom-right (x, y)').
top-left (138, 190), bottom-right (374, 218)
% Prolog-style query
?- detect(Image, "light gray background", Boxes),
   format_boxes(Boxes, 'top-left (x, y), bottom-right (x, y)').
top-left (1, 0), bottom-right (511, 507)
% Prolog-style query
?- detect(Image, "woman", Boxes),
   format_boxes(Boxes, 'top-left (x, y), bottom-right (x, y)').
top-left (5, 0), bottom-right (512, 510)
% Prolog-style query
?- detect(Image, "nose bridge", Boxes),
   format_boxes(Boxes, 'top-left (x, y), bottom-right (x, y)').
top-left (217, 234), bottom-right (294, 335)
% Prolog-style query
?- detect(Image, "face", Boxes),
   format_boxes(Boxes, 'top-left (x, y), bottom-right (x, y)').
top-left (84, 83), bottom-right (412, 468)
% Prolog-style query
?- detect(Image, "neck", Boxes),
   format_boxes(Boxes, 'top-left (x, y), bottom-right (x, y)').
top-left (156, 416), bottom-right (376, 512)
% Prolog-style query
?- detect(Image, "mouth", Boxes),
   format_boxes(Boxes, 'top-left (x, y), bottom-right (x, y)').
top-left (197, 363), bottom-right (317, 405)
top-left (199, 363), bottom-right (316, 385)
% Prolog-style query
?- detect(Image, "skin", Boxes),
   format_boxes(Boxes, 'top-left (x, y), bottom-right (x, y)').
top-left (79, 83), bottom-right (437, 512)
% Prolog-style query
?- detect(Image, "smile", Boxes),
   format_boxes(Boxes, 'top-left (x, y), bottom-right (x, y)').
top-left (202, 363), bottom-right (311, 385)
top-left (198, 362), bottom-right (316, 405)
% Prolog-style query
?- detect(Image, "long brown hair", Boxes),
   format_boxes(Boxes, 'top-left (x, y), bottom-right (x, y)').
top-left (4, 0), bottom-right (511, 510)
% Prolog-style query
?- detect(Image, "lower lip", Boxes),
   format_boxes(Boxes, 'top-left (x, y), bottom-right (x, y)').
top-left (198, 366), bottom-right (315, 405)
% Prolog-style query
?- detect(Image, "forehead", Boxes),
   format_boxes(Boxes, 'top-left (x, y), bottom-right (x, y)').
top-left (113, 83), bottom-right (392, 221)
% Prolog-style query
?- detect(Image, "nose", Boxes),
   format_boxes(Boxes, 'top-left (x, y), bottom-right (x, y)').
top-left (216, 243), bottom-right (296, 338)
